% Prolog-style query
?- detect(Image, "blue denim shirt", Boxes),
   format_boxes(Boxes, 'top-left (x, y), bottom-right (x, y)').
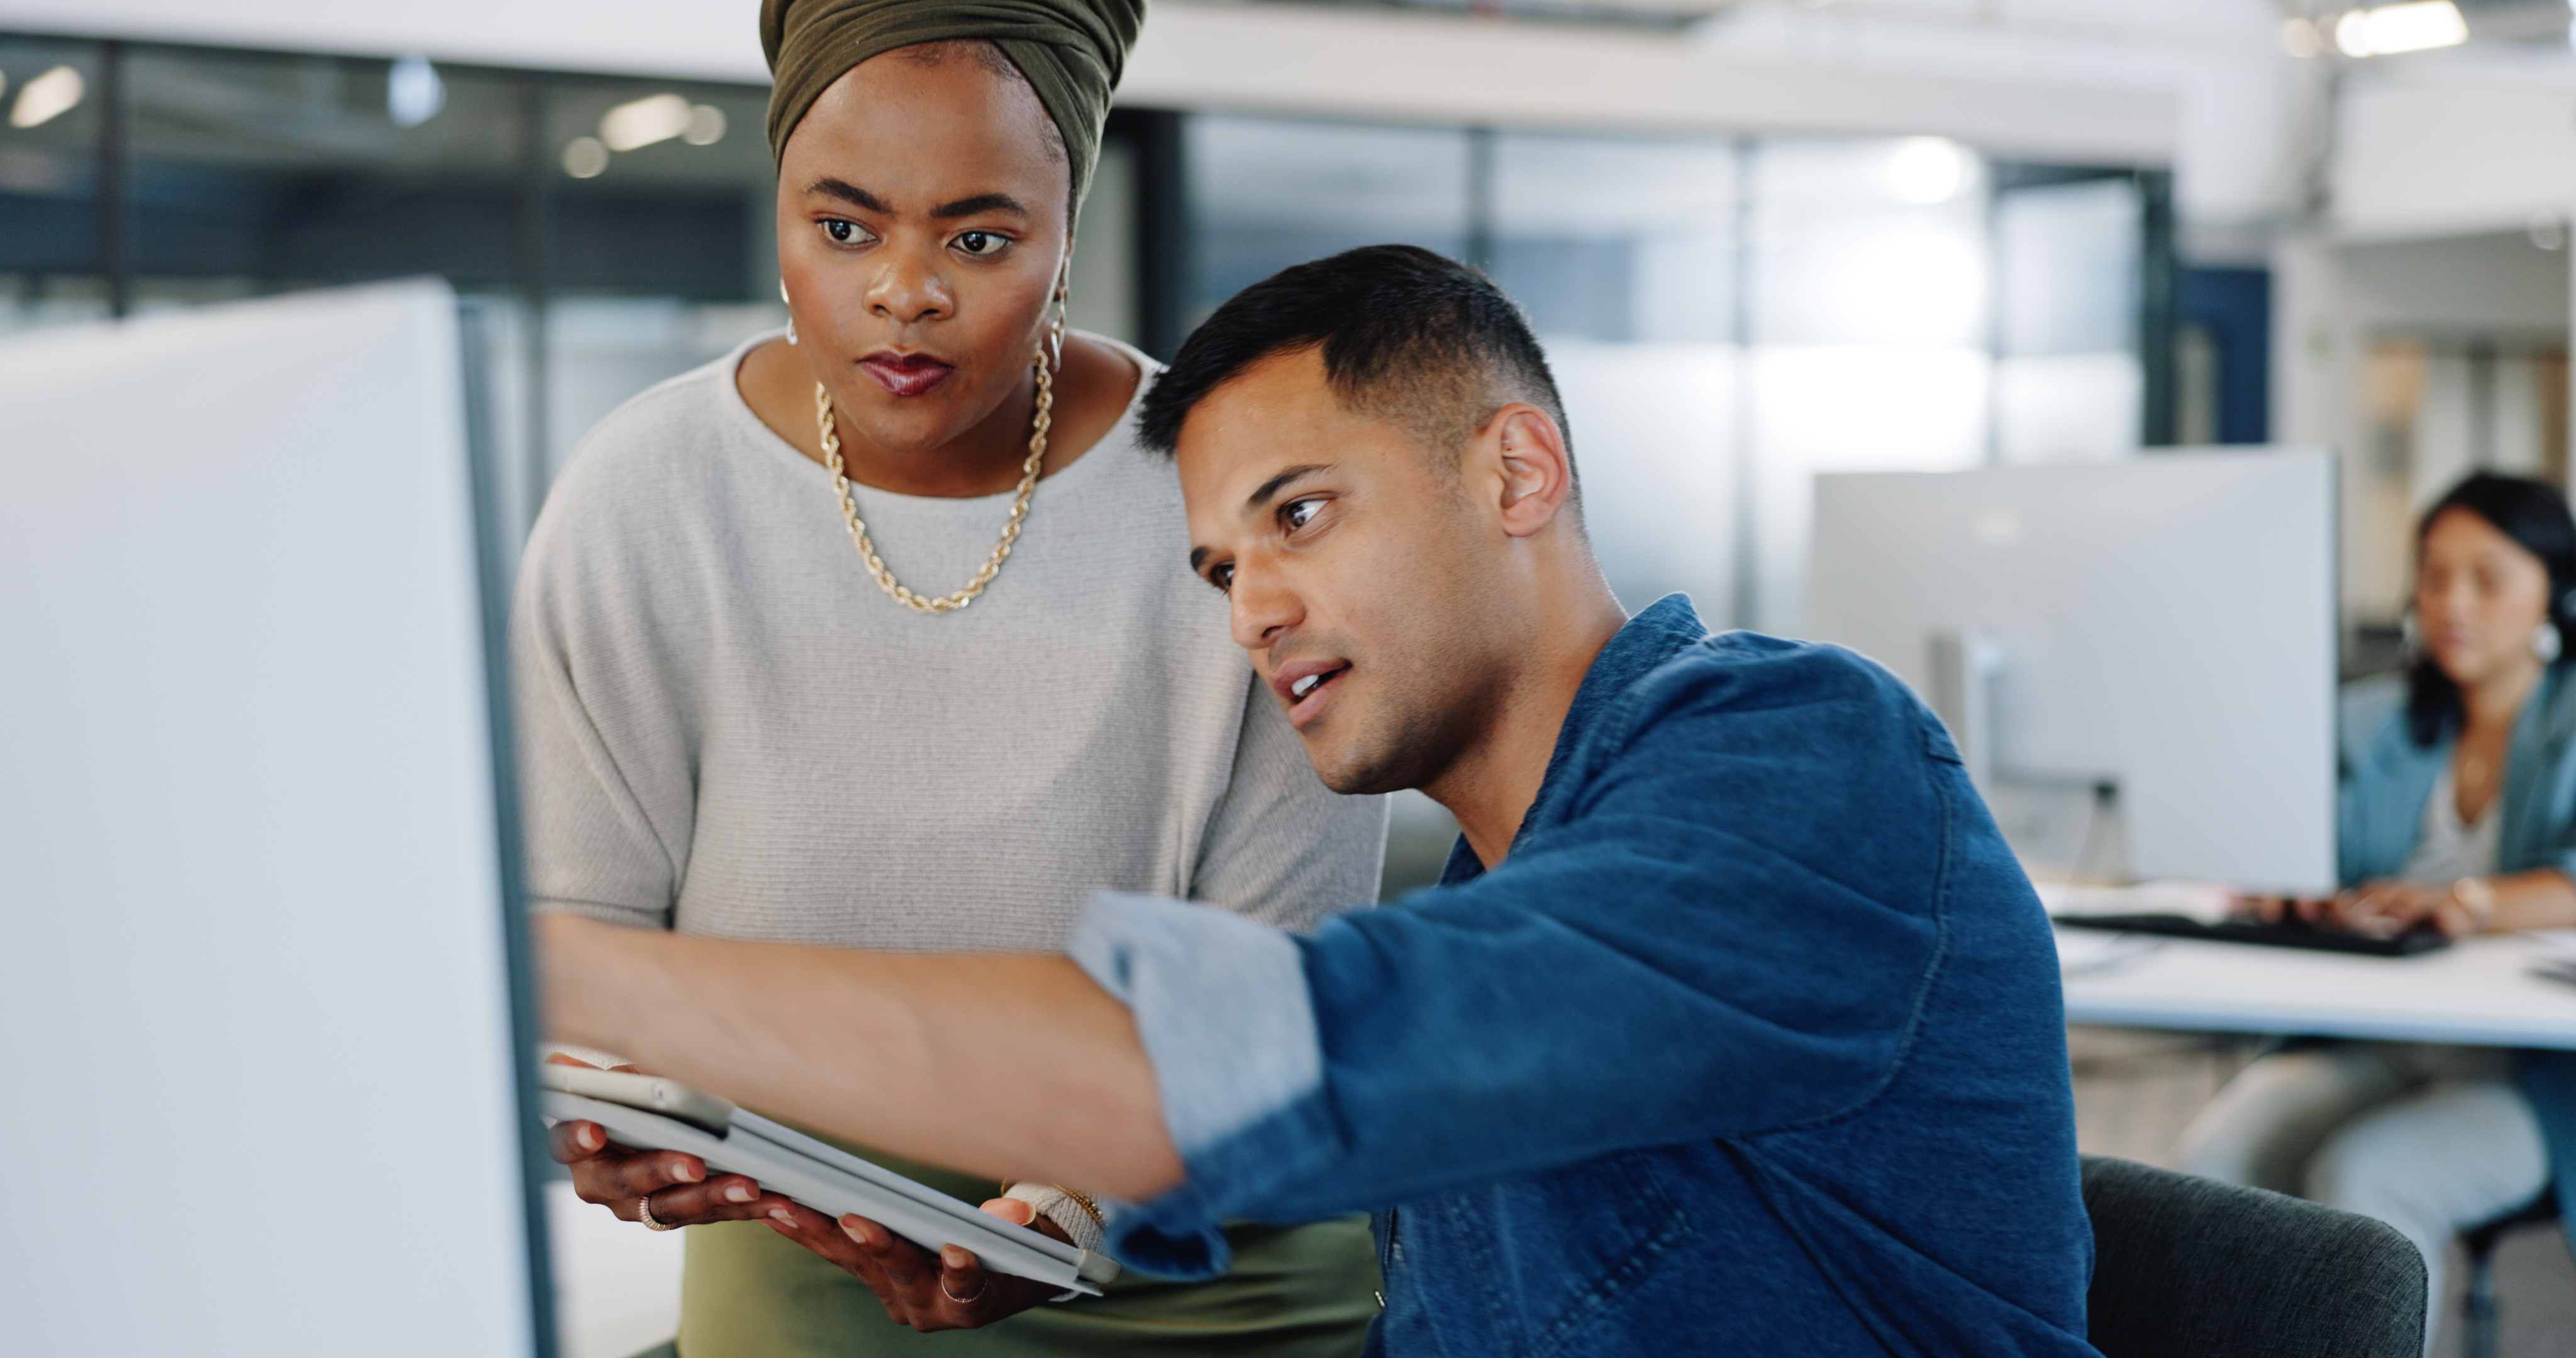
top-left (1069, 596), bottom-right (2097, 1357)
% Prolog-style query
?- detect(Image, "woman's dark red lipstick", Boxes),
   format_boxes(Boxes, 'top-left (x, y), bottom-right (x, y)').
top-left (860, 351), bottom-right (956, 397)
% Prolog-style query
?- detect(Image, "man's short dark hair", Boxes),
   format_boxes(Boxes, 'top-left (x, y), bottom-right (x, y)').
top-left (1138, 245), bottom-right (1574, 498)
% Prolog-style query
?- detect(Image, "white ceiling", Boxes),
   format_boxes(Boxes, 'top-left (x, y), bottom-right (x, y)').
top-left (6, 0), bottom-right (2565, 238)
top-left (0, 0), bottom-right (771, 82)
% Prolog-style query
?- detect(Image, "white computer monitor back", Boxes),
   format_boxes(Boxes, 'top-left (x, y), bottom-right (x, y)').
top-left (0, 281), bottom-right (545, 1354)
top-left (1807, 451), bottom-right (2338, 895)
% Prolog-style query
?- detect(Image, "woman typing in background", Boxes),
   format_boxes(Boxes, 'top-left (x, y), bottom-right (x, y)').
top-left (2180, 472), bottom-right (2576, 1344)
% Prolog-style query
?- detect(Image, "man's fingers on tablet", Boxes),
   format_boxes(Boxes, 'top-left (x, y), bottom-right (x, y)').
top-left (979, 1196), bottom-right (1073, 1245)
top-left (979, 1197), bottom-right (1037, 1225)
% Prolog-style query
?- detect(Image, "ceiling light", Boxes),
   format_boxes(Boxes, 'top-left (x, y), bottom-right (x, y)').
top-left (2332, 1), bottom-right (2468, 57)
top-left (387, 55), bottom-right (445, 129)
top-left (2531, 210), bottom-right (2567, 251)
top-left (682, 104), bottom-right (726, 146)
top-left (1889, 137), bottom-right (1968, 205)
top-left (9, 65), bottom-right (84, 130)
top-left (2279, 17), bottom-right (2323, 57)
top-left (562, 136), bottom-right (609, 179)
top-left (600, 93), bottom-right (691, 153)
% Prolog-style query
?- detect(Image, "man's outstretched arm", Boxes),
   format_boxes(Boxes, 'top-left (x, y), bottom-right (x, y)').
top-left (536, 914), bottom-right (1185, 1201)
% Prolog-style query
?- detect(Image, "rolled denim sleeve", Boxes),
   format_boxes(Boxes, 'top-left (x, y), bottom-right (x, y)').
top-left (1106, 639), bottom-right (1968, 1240)
top-left (1066, 890), bottom-right (1325, 1277)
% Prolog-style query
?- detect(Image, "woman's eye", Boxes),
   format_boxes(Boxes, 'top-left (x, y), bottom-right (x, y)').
top-left (819, 218), bottom-right (872, 246)
top-left (954, 230), bottom-right (1007, 257)
top-left (1282, 497), bottom-right (1324, 531)
top-left (1209, 563), bottom-right (1235, 593)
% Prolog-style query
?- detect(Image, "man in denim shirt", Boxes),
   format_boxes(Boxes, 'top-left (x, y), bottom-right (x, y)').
top-left (541, 245), bottom-right (2099, 1355)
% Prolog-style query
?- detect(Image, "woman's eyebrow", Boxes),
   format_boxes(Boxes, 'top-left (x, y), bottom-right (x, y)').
top-left (805, 177), bottom-right (889, 213)
top-left (801, 180), bottom-right (1025, 221)
top-left (933, 192), bottom-right (1029, 219)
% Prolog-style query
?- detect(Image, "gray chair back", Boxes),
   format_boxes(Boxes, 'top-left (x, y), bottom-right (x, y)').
top-left (2082, 1155), bottom-right (2425, 1358)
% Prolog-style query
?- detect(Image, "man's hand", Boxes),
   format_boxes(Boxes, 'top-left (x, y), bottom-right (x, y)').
top-left (545, 1054), bottom-right (791, 1230)
top-left (536, 915), bottom-right (1184, 1201)
top-left (758, 1195), bottom-right (1074, 1332)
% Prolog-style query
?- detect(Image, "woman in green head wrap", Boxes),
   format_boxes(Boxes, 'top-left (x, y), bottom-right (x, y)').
top-left (529, 1), bottom-right (1385, 1355)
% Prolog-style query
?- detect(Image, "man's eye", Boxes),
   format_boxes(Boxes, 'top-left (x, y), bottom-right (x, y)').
top-left (1209, 563), bottom-right (1234, 593)
top-left (1282, 497), bottom-right (1323, 531)
top-left (820, 219), bottom-right (872, 246)
top-left (955, 230), bottom-right (1006, 257)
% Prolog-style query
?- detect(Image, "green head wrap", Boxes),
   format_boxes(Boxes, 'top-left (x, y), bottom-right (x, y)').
top-left (761, 0), bottom-right (1144, 209)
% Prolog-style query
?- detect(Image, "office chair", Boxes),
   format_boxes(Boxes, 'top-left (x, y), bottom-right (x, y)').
top-left (2458, 1189), bottom-right (2558, 1358)
top-left (2080, 1156), bottom-right (2426, 1358)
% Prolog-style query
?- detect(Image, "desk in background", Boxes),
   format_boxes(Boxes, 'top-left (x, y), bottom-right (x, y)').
top-left (2058, 929), bottom-right (2576, 1049)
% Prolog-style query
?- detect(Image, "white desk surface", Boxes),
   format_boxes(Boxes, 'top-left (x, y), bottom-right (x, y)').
top-left (2057, 927), bottom-right (2576, 1049)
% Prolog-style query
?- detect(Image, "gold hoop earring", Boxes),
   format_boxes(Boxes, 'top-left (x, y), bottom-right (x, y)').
top-left (1046, 259), bottom-right (1070, 369)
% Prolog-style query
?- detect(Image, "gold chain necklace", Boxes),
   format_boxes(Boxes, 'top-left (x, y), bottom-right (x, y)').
top-left (816, 349), bottom-right (1052, 614)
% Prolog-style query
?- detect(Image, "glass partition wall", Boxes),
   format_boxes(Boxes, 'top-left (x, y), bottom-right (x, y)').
top-left (0, 36), bottom-right (1165, 551)
top-left (0, 36), bottom-right (111, 330)
top-left (1190, 113), bottom-right (2157, 636)
top-left (1184, 113), bottom-right (2158, 896)
top-left (0, 39), bottom-right (780, 542)
top-left (2, 35), bottom-right (2161, 627)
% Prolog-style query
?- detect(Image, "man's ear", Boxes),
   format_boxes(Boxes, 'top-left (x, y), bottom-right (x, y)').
top-left (1480, 403), bottom-right (1575, 540)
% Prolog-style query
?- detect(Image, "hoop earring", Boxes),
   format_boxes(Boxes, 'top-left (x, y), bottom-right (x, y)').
top-left (780, 277), bottom-right (797, 346)
top-left (1046, 259), bottom-right (1070, 370)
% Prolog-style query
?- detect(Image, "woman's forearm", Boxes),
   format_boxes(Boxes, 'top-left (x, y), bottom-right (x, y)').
top-left (536, 914), bottom-right (1185, 1201)
top-left (2492, 868), bottom-right (2576, 931)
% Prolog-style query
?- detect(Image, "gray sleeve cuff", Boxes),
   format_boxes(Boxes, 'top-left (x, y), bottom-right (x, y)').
top-left (1067, 890), bottom-right (1323, 1159)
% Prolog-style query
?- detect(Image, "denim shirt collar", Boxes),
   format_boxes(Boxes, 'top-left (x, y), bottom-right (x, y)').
top-left (1440, 593), bottom-right (1711, 887)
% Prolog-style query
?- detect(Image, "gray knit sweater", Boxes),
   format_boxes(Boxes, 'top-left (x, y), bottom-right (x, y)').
top-left (511, 336), bottom-right (1386, 949)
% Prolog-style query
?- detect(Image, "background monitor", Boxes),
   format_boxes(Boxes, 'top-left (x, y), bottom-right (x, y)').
top-left (1806, 450), bottom-right (2338, 895)
top-left (0, 280), bottom-right (552, 1354)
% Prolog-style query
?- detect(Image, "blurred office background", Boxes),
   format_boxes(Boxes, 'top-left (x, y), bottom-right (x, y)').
top-left (11, 2), bottom-right (2567, 653)
top-left (5, 0), bottom-right (2572, 1352)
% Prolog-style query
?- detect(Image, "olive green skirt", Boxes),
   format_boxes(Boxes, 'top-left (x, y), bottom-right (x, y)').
top-left (675, 1138), bottom-right (1380, 1358)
